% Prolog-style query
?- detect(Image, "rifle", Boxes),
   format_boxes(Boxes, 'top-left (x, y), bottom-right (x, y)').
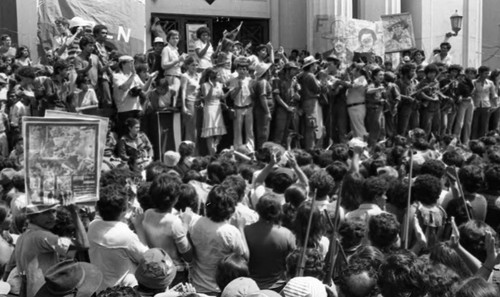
top-left (296, 190), bottom-right (317, 277)
top-left (323, 182), bottom-right (343, 286)
top-left (403, 148), bottom-right (414, 250)
top-left (453, 166), bottom-right (472, 221)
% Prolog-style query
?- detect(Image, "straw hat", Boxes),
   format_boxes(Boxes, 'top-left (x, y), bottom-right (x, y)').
top-left (254, 63), bottom-right (272, 78)
top-left (302, 56), bottom-right (319, 69)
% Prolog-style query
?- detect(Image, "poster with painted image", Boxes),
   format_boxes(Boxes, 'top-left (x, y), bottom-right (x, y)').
top-left (381, 13), bottom-right (416, 53)
top-left (318, 17), bottom-right (384, 67)
top-left (23, 118), bottom-right (101, 205)
top-left (186, 23), bottom-right (208, 55)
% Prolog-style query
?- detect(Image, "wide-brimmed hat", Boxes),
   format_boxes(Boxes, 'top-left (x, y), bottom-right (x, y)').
top-left (302, 56), bottom-right (319, 69)
top-left (35, 260), bottom-right (102, 297)
top-left (325, 54), bottom-right (340, 63)
top-left (24, 204), bottom-right (58, 216)
top-left (255, 63), bottom-right (272, 78)
top-left (118, 55), bottom-right (134, 63)
top-left (284, 61), bottom-right (300, 69)
top-left (135, 248), bottom-right (177, 291)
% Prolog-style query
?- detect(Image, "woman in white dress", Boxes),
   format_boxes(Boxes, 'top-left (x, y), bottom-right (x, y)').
top-left (200, 68), bottom-right (227, 155)
top-left (180, 56), bottom-right (201, 142)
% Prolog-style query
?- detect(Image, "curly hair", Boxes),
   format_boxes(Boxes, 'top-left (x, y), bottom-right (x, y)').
top-left (484, 145), bottom-right (500, 164)
top-left (484, 164), bottom-right (500, 191)
top-left (458, 165), bottom-right (484, 193)
top-left (207, 161), bottom-right (226, 185)
top-left (368, 213), bottom-right (400, 253)
top-left (149, 174), bottom-right (181, 212)
top-left (221, 175), bottom-right (246, 202)
top-left (340, 258), bottom-right (379, 297)
top-left (386, 178), bottom-right (409, 210)
top-left (292, 149), bottom-right (313, 166)
top-left (459, 220), bottom-right (497, 262)
top-left (206, 184), bottom-right (237, 222)
top-left (331, 144), bottom-right (349, 163)
top-left (53, 59), bottom-right (70, 76)
top-left (97, 184), bottom-right (130, 221)
top-left (361, 176), bottom-right (388, 203)
top-left (469, 140), bottom-right (486, 156)
top-left (256, 193), bottom-right (282, 224)
top-left (429, 242), bottom-right (472, 279)
top-left (309, 169), bottom-right (335, 198)
top-left (339, 220), bottom-right (366, 252)
top-left (378, 250), bottom-right (425, 297)
top-left (326, 161), bottom-right (348, 182)
top-left (79, 35), bottom-right (95, 50)
top-left (420, 159), bottom-right (446, 179)
top-left (348, 245), bottom-right (384, 270)
top-left (196, 26), bottom-right (211, 39)
top-left (412, 174), bottom-right (442, 205)
top-left (285, 248), bottom-right (325, 279)
top-left (421, 263), bottom-right (460, 297)
top-left (442, 150), bottom-right (465, 168)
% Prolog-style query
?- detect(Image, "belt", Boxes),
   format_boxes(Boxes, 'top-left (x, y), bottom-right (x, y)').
top-left (165, 74), bottom-right (181, 79)
top-left (234, 104), bottom-right (253, 110)
top-left (347, 102), bottom-right (365, 108)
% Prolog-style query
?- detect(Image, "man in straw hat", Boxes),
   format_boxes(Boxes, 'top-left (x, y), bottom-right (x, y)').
top-left (297, 56), bottom-right (322, 150)
top-left (252, 62), bottom-right (274, 150)
top-left (34, 260), bottom-right (102, 297)
top-left (15, 203), bottom-right (88, 297)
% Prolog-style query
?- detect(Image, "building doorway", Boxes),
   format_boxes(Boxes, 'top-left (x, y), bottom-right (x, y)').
top-left (150, 13), bottom-right (269, 54)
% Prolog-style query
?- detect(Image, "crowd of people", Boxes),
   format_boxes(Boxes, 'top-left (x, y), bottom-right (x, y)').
top-left (0, 14), bottom-right (499, 297)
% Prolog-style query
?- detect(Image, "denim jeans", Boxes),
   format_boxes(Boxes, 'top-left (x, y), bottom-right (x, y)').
top-left (453, 100), bottom-right (473, 144)
top-left (397, 102), bottom-right (419, 136)
top-left (233, 106), bottom-right (254, 151)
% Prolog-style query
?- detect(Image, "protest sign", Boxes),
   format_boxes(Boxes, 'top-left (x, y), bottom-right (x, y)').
top-left (23, 117), bottom-right (101, 204)
top-left (317, 17), bottom-right (384, 67)
top-left (381, 13), bottom-right (416, 53)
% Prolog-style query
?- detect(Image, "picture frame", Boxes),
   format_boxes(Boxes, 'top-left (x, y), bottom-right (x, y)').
top-left (381, 13), bottom-right (416, 53)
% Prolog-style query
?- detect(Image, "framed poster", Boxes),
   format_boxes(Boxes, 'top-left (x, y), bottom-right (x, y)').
top-left (381, 13), bottom-right (416, 53)
top-left (186, 23), bottom-right (207, 55)
top-left (23, 118), bottom-right (101, 205)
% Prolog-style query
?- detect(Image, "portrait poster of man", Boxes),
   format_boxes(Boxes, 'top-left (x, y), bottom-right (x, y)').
top-left (23, 118), bottom-right (101, 205)
top-left (381, 13), bottom-right (416, 53)
top-left (318, 17), bottom-right (384, 68)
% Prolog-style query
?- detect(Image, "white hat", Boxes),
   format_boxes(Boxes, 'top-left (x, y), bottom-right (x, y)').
top-left (68, 17), bottom-right (94, 29)
top-left (254, 63), bottom-right (272, 78)
top-left (118, 55), bottom-right (134, 63)
top-left (163, 151), bottom-right (180, 167)
top-left (153, 37), bottom-right (165, 44)
top-left (302, 56), bottom-right (319, 69)
top-left (0, 280), bottom-right (10, 295)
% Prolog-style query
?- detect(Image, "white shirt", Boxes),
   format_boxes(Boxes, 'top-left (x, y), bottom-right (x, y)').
top-left (194, 40), bottom-right (213, 70)
top-left (431, 53), bottom-right (453, 66)
top-left (112, 72), bottom-right (144, 113)
top-left (87, 219), bottom-right (148, 292)
top-left (161, 43), bottom-right (182, 76)
top-left (345, 203), bottom-right (383, 224)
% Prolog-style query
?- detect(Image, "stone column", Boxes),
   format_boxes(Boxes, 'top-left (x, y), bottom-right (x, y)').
top-left (358, 0), bottom-right (401, 21)
top-left (462, 0), bottom-right (482, 67)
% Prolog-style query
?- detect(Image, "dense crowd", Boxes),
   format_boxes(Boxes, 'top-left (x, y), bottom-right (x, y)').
top-left (0, 15), bottom-right (499, 297)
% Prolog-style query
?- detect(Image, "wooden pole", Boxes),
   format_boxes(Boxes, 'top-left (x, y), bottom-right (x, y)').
top-left (403, 148), bottom-right (414, 250)
top-left (296, 189), bottom-right (317, 277)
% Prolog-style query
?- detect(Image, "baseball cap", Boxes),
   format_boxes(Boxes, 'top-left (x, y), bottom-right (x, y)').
top-left (221, 277), bottom-right (259, 297)
top-left (154, 37), bottom-right (165, 44)
top-left (134, 248), bottom-right (177, 291)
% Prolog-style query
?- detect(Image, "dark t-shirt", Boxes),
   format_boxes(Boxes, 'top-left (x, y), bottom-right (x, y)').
top-left (244, 220), bottom-right (296, 290)
top-left (252, 79), bottom-right (274, 112)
